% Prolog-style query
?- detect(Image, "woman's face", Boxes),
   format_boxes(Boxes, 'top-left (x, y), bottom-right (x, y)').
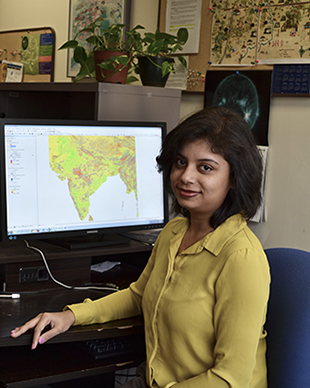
top-left (170, 139), bottom-right (231, 221)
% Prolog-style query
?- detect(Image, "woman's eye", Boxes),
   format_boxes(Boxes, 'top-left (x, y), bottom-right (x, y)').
top-left (176, 159), bottom-right (186, 166)
top-left (201, 165), bottom-right (212, 172)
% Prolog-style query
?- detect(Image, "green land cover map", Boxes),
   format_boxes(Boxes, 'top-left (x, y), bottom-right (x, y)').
top-left (49, 135), bottom-right (137, 221)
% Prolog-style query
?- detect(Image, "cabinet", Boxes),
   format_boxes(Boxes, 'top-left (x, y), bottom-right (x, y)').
top-left (0, 238), bottom-right (152, 292)
top-left (0, 83), bottom-right (181, 131)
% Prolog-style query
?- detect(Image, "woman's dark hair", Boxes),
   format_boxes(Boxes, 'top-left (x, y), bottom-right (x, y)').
top-left (156, 106), bottom-right (263, 229)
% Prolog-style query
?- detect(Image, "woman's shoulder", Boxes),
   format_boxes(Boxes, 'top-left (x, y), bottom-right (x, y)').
top-left (162, 216), bottom-right (188, 233)
top-left (154, 217), bottom-right (188, 245)
top-left (212, 214), bottom-right (265, 258)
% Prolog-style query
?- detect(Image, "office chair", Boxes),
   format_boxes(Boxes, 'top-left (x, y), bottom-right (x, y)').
top-left (264, 248), bottom-right (310, 388)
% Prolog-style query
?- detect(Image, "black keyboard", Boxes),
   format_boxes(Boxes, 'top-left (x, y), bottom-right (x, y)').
top-left (79, 335), bottom-right (145, 360)
top-left (119, 230), bottom-right (162, 246)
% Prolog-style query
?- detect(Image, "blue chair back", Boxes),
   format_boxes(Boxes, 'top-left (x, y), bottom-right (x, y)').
top-left (265, 248), bottom-right (310, 388)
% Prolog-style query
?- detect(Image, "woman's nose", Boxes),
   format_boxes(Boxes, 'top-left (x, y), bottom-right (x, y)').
top-left (180, 166), bottom-right (196, 184)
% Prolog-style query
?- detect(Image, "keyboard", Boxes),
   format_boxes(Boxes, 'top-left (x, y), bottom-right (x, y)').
top-left (119, 229), bottom-right (162, 246)
top-left (79, 335), bottom-right (145, 360)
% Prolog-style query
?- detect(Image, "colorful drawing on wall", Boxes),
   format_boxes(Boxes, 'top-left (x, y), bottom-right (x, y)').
top-left (210, 8), bottom-right (259, 65)
top-left (209, 2), bottom-right (310, 65)
top-left (257, 4), bottom-right (310, 64)
top-left (204, 70), bottom-right (272, 146)
top-left (209, 0), bottom-right (304, 8)
top-left (68, 0), bottom-right (128, 77)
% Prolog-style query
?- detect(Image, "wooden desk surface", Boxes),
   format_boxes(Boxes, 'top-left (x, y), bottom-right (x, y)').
top-left (0, 288), bottom-right (144, 347)
top-left (0, 288), bottom-right (145, 387)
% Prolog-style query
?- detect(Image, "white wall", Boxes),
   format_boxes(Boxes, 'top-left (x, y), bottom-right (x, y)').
top-left (250, 97), bottom-right (310, 251)
top-left (1, 1), bottom-right (310, 251)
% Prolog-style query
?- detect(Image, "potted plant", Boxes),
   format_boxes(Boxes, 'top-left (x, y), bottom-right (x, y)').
top-left (59, 17), bottom-right (189, 86)
top-left (59, 18), bottom-right (144, 83)
top-left (133, 28), bottom-right (189, 87)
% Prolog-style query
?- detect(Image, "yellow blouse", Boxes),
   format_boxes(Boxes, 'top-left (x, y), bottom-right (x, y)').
top-left (68, 214), bottom-right (270, 388)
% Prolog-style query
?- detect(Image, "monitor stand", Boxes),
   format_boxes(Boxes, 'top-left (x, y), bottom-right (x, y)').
top-left (45, 233), bottom-right (130, 250)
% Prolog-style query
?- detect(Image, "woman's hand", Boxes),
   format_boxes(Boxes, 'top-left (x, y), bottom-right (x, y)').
top-left (10, 309), bottom-right (75, 349)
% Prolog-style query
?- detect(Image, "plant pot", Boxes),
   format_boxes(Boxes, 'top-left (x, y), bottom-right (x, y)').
top-left (93, 50), bottom-right (129, 83)
top-left (138, 57), bottom-right (174, 87)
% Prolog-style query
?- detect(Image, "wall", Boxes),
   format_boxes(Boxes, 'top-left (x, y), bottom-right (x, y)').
top-left (1, 1), bottom-right (310, 251)
top-left (0, 0), bottom-right (70, 82)
top-left (0, 0), bottom-right (160, 82)
top-left (250, 96), bottom-right (310, 251)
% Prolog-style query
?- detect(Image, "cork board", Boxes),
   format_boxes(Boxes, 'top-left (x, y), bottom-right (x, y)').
top-left (159, 1), bottom-right (272, 92)
top-left (0, 27), bottom-right (55, 82)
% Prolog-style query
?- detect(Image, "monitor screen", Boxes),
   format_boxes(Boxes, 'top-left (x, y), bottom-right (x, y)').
top-left (0, 118), bottom-right (168, 247)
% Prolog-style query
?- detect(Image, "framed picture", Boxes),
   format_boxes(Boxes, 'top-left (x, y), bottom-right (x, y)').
top-left (204, 70), bottom-right (272, 146)
top-left (67, 0), bottom-right (131, 77)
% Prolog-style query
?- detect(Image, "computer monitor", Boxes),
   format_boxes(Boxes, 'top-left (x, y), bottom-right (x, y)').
top-left (0, 118), bottom-right (168, 249)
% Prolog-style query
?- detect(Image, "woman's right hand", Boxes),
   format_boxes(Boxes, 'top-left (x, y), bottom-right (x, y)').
top-left (11, 309), bottom-right (75, 349)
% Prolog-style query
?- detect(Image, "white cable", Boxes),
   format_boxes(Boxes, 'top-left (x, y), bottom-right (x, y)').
top-left (0, 293), bottom-right (20, 299)
top-left (24, 240), bottom-right (119, 292)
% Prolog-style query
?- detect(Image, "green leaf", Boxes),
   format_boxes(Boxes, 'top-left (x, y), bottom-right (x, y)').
top-left (178, 56), bottom-right (187, 68)
top-left (98, 60), bottom-right (115, 71)
top-left (131, 24), bottom-right (145, 31)
top-left (147, 39), bottom-right (164, 55)
top-left (73, 46), bottom-right (88, 64)
top-left (58, 40), bottom-right (79, 50)
top-left (115, 55), bottom-right (130, 66)
top-left (74, 69), bottom-right (89, 83)
top-left (73, 64), bottom-right (95, 82)
top-left (97, 55), bottom-right (129, 71)
top-left (156, 31), bottom-right (176, 41)
top-left (126, 75), bottom-right (139, 83)
top-left (80, 26), bottom-right (96, 33)
top-left (143, 32), bottom-right (156, 44)
top-left (161, 61), bottom-right (174, 77)
top-left (84, 56), bottom-right (95, 74)
top-left (134, 65), bottom-right (141, 74)
top-left (86, 36), bottom-right (100, 46)
top-left (177, 28), bottom-right (189, 45)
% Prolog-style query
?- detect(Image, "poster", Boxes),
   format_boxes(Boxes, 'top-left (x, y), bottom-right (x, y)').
top-left (21, 34), bottom-right (40, 75)
top-left (21, 33), bottom-right (54, 75)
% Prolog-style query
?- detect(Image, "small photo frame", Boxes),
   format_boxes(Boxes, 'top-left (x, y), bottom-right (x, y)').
top-left (204, 70), bottom-right (272, 146)
top-left (67, 0), bottom-right (131, 77)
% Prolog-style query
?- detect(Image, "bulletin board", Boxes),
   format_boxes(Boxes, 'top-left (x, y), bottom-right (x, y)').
top-left (159, 1), bottom-right (272, 93)
top-left (0, 27), bottom-right (55, 82)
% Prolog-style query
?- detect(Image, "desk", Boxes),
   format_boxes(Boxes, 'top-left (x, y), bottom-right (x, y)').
top-left (0, 288), bottom-right (145, 387)
top-left (0, 239), bottom-right (151, 387)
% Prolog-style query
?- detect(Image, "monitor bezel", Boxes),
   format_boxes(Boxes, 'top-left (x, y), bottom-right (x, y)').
top-left (0, 118), bottom-right (169, 244)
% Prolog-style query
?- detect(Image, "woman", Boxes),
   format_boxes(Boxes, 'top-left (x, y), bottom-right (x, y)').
top-left (11, 106), bottom-right (270, 388)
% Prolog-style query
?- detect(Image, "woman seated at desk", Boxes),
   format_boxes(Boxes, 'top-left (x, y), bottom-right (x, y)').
top-left (11, 106), bottom-right (270, 388)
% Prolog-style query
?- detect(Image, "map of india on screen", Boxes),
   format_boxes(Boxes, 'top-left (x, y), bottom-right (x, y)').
top-left (49, 135), bottom-right (137, 221)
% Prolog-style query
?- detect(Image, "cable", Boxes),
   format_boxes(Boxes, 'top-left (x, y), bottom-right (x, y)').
top-left (0, 293), bottom-right (20, 299)
top-left (24, 240), bottom-right (119, 292)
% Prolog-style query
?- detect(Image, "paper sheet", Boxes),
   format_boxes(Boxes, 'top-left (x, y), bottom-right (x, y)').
top-left (165, 56), bottom-right (188, 90)
top-left (251, 146), bottom-right (268, 223)
top-left (3, 61), bottom-right (23, 82)
top-left (165, 0), bottom-right (202, 54)
top-left (91, 261), bottom-right (121, 273)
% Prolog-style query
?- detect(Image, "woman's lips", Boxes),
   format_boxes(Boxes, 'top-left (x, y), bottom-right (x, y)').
top-left (178, 187), bottom-right (200, 198)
